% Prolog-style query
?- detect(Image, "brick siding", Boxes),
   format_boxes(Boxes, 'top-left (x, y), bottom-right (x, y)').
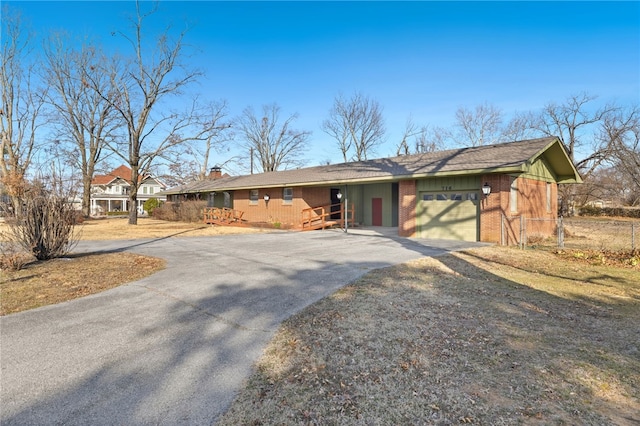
top-left (480, 175), bottom-right (557, 244)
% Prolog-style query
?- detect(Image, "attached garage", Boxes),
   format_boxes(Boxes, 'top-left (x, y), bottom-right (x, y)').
top-left (418, 190), bottom-right (479, 241)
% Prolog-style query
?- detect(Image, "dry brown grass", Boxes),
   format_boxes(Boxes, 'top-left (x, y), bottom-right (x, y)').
top-left (218, 247), bottom-right (639, 426)
top-left (74, 217), bottom-right (264, 240)
top-left (1, 253), bottom-right (165, 316)
top-left (562, 217), bottom-right (639, 251)
top-left (0, 218), bottom-right (265, 315)
top-left (0, 217), bottom-right (265, 243)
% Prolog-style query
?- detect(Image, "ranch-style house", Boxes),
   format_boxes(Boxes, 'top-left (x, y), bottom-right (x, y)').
top-left (162, 137), bottom-right (582, 244)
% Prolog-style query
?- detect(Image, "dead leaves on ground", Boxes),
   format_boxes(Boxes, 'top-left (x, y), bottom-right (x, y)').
top-left (1, 253), bottom-right (165, 315)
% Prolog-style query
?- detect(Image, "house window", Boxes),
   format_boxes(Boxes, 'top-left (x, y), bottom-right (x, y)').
top-left (466, 192), bottom-right (478, 201)
top-left (436, 193), bottom-right (448, 201)
top-left (149, 187), bottom-right (154, 194)
top-left (143, 187), bottom-right (148, 194)
top-left (546, 182), bottom-right (552, 212)
top-left (422, 194), bottom-right (434, 201)
top-left (250, 189), bottom-right (259, 205)
top-left (451, 193), bottom-right (462, 201)
top-left (283, 187), bottom-right (293, 204)
top-left (510, 177), bottom-right (518, 213)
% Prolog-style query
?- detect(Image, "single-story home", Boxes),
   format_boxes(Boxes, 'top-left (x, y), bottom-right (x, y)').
top-left (162, 137), bottom-right (581, 244)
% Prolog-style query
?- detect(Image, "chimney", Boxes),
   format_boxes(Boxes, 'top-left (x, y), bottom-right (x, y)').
top-left (208, 166), bottom-right (223, 179)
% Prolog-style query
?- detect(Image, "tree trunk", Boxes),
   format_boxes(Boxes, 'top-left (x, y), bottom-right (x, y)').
top-left (128, 165), bottom-right (139, 225)
top-left (82, 173), bottom-right (92, 217)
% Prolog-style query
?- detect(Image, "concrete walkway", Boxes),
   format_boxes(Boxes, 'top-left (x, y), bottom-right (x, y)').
top-left (1, 228), bottom-right (488, 425)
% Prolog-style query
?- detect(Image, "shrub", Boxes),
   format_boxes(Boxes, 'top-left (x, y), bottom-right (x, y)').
top-left (578, 205), bottom-right (640, 219)
top-left (5, 188), bottom-right (79, 261)
top-left (143, 198), bottom-right (161, 216)
top-left (153, 201), bottom-right (206, 223)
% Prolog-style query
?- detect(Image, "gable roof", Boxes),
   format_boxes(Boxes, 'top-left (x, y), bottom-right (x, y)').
top-left (92, 165), bottom-right (164, 187)
top-left (91, 165), bottom-right (133, 186)
top-left (163, 137), bottom-right (581, 195)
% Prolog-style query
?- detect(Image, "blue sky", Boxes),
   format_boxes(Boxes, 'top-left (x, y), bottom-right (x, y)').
top-left (5, 1), bottom-right (640, 171)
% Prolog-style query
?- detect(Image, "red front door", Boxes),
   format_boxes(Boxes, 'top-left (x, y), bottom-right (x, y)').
top-left (372, 198), bottom-right (383, 226)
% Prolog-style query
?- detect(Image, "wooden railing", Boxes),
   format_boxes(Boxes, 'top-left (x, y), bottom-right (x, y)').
top-left (203, 207), bottom-right (245, 225)
top-left (301, 203), bottom-right (355, 230)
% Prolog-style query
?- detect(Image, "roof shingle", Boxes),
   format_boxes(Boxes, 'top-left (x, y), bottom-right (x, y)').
top-left (163, 137), bottom-right (577, 195)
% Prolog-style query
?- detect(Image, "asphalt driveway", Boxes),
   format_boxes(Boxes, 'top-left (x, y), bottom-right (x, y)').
top-left (1, 228), bottom-right (487, 425)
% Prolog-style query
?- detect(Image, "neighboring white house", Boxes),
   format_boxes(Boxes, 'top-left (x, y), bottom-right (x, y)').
top-left (90, 165), bottom-right (166, 216)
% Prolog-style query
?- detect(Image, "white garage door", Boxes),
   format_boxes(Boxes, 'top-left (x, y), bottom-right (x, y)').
top-left (418, 191), bottom-right (479, 241)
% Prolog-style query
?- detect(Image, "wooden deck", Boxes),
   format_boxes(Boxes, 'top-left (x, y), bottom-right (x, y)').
top-left (203, 207), bottom-right (249, 226)
top-left (301, 203), bottom-right (354, 231)
top-left (204, 204), bottom-right (354, 231)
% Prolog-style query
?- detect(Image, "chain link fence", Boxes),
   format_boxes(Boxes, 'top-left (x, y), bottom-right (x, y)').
top-left (502, 214), bottom-right (639, 251)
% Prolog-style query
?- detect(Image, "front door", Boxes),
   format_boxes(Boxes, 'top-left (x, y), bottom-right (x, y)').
top-left (372, 197), bottom-right (383, 226)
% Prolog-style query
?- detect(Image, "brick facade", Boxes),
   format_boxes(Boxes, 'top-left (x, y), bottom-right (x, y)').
top-left (479, 175), bottom-right (557, 244)
top-left (398, 176), bottom-right (557, 243)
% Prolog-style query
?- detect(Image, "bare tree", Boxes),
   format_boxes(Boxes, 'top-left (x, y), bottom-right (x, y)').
top-left (87, 1), bottom-right (202, 225)
top-left (0, 7), bottom-right (48, 211)
top-left (322, 92), bottom-right (385, 162)
top-left (237, 103), bottom-right (310, 172)
top-left (533, 92), bottom-right (617, 178)
top-left (42, 33), bottom-right (120, 217)
top-left (396, 116), bottom-right (446, 155)
top-left (190, 100), bottom-right (233, 180)
top-left (501, 110), bottom-right (538, 142)
top-left (530, 92), bottom-right (623, 214)
top-left (155, 100), bottom-right (233, 185)
top-left (582, 165), bottom-right (639, 207)
top-left (452, 102), bottom-right (503, 147)
top-left (600, 104), bottom-right (640, 204)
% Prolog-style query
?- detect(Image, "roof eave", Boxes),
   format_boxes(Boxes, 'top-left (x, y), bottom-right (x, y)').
top-left (530, 138), bottom-right (583, 184)
top-left (164, 166), bottom-right (528, 193)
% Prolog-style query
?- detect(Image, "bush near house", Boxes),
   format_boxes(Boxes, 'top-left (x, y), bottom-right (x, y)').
top-left (153, 201), bottom-right (205, 223)
top-left (143, 197), bottom-right (161, 216)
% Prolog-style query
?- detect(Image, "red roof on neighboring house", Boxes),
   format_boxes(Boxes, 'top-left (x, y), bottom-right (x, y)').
top-left (91, 165), bottom-right (146, 185)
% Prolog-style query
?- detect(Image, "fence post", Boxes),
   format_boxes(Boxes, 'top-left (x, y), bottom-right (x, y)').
top-left (501, 213), bottom-right (504, 246)
top-left (633, 222), bottom-right (636, 251)
top-left (558, 216), bottom-right (564, 249)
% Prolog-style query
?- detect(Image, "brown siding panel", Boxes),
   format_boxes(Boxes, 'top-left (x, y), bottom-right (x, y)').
top-left (232, 187), bottom-right (331, 228)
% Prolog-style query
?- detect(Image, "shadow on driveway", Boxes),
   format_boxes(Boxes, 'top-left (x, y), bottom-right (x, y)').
top-left (1, 228), bottom-right (488, 425)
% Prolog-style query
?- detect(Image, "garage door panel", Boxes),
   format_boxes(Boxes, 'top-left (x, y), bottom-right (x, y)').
top-left (419, 192), bottom-right (479, 241)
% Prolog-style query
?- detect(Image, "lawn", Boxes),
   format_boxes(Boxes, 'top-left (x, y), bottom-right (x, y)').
top-left (0, 218), bottom-right (263, 315)
top-left (217, 247), bottom-right (639, 425)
